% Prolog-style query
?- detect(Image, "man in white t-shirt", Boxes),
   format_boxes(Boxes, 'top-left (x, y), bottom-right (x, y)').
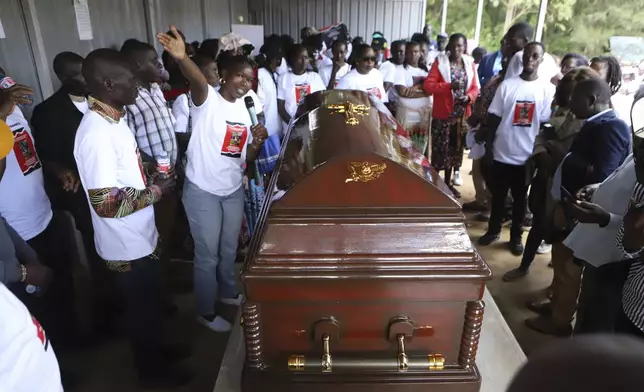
top-left (379, 40), bottom-right (406, 103)
top-left (318, 40), bottom-right (351, 89)
top-left (0, 79), bottom-right (78, 349)
top-left (502, 22), bottom-right (560, 83)
top-left (74, 48), bottom-right (189, 388)
top-left (0, 283), bottom-right (63, 392)
top-left (477, 42), bottom-right (555, 255)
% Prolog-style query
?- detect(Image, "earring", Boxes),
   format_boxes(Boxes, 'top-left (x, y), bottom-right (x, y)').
top-left (219, 78), bottom-right (225, 84)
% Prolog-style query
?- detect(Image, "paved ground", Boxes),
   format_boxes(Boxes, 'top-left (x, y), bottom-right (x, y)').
top-left (63, 157), bottom-right (559, 392)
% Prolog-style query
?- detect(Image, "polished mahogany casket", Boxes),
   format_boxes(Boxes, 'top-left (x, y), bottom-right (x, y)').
top-left (241, 90), bottom-right (492, 392)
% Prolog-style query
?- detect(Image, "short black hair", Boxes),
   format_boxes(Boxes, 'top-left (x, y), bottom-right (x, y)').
top-left (410, 33), bottom-right (430, 46)
top-left (525, 41), bottom-right (546, 53)
top-left (507, 22), bottom-right (534, 42)
top-left (82, 48), bottom-right (132, 91)
top-left (121, 39), bottom-right (141, 52)
top-left (53, 51), bottom-right (83, 79)
top-left (257, 40), bottom-right (282, 70)
top-left (349, 43), bottom-right (373, 67)
top-left (391, 40), bottom-right (407, 50)
top-left (286, 43), bottom-right (308, 67)
top-left (198, 39), bottom-right (219, 59)
top-left (218, 52), bottom-right (252, 75)
top-left (590, 55), bottom-right (622, 95)
top-left (562, 53), bottom-right (588, 68)
top-left (331, 39), bottom-right (347, 51)
top-left (574, 77), bottom-right (613, 104)
top-left (472, 47), bottom-right (488, 58)
top-left (121, 40), bottom-right (156, 61)
top-left (193, 54), bottom-right (216, 70)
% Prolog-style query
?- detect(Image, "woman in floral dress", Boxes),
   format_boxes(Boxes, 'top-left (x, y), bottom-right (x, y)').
top-left (424, 34), bottom-right (479, 197)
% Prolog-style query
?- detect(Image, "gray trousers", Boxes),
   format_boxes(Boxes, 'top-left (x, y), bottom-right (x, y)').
top-left (182, 179), bottom-right (244, 316)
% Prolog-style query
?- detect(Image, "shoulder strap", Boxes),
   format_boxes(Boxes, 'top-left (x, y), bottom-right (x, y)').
top-left (186, 93), bottom-right (193, 133)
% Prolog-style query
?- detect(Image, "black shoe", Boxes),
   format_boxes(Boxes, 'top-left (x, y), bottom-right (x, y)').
top-left (478, 232), bottom-right (500, 246)
top-left (526, 300), bottom-right (553, 317)
top-left (139, 366), bottom-right (192, 389)
top-left (509, 240), bottom-right (524, 256)
top-left (474, 212), bottom-right (490, 222)
top-left (502, 267), bottom-right (529, 282)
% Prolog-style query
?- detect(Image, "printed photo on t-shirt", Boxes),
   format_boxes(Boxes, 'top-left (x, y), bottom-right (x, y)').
top-left (366, 87), bottom-right (382, 99)
top-left (221, 121), bottom-right (249, 158)
top-left (32, 316), bottom-right (50, 351)
top-left (11, 128), bottom-right (42, 176)
top-left (412, 76), bottom-right (425, 85)
top-left (295, 83), bottom-right (311, 105)
top-left (512, 101), bottom-right (536, 127)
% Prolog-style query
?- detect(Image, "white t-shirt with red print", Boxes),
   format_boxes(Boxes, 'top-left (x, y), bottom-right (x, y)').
top-left (336, 68), bottom-right (389, 103)
top-left (277, 71), bottom-right (326, 119)
top-left (74, 110), bottom-right (158, 261)
top-left (0, 107), bottom-right (52, 241)
top-left (0, 283), bottom-right (63, 392)
top-left (318, 63), bottom-right (351, 88)
top-left (185, 86), bottom-right (255, 197)
top-left (488, 75), bottom-right (555, 165)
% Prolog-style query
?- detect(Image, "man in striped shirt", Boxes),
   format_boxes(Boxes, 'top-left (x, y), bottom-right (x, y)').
top-left (615, 182), bottom-right (644, 337)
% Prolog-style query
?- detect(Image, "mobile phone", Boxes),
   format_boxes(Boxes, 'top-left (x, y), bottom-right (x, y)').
top-left (560, 186), bottom-right (576, 203)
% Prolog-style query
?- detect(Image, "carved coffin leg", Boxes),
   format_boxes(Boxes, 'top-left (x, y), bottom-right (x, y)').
top-left (459, 300), bottom-right (485, 369)
top-left (242, 302), bottom-right (264, 369)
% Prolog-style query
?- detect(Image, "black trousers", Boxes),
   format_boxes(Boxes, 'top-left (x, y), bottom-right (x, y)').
top-left (487, 161), bottom-right (529, 240)
top-left (114, 255), bottom-right (165, 374)
top-left (520, 174), bottom-right (548, 270)
top-left (575, 260), bottom-right (632, 334)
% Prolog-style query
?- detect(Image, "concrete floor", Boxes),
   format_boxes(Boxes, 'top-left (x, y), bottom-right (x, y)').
top-left (63, 157), bottom-right (559, 392)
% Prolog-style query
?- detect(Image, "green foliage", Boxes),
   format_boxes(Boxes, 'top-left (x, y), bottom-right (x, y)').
top-left (425, 0), bottom-right (644, 59)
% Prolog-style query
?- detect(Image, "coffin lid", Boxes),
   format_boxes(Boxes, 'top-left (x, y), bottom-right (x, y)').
top-left (244, 90), bottom-right (491, 279)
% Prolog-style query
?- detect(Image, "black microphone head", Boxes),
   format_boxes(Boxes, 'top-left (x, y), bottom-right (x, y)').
top-left (244, 96), bottom-right (255, 109)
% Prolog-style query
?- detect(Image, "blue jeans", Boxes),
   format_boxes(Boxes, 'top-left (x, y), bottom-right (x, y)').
top-left (182, 179), bottom-right (244, 316)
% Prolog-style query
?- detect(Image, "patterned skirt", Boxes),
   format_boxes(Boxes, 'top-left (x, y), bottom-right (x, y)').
top-left (430, 116), bottom-right (466, 171)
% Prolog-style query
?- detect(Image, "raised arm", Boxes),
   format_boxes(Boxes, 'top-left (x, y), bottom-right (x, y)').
top-left (157, 26), bottom-right (209, 106)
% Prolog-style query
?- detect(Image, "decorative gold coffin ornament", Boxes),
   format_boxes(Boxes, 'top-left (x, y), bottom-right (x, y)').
top-left (326, 103), bottom-right (370, 126)
top-left (345, 161), bottom-right (387, 183)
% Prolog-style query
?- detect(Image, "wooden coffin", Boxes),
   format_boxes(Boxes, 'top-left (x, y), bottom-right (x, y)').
top-left (241, 90), bottom-right (492, 392)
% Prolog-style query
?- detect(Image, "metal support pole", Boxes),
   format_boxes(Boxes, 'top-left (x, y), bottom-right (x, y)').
top-left (440, 0), bottom-right (448, 34)
top-left (474, 0), bottom-right (484, 45)
top-left (535, 0), bottom-right (548, 41)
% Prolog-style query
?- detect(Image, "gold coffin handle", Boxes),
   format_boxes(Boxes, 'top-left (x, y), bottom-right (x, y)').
top-left (397, 333), bottom-right (409, 371)
top-left (322, 334), bottom-right (332, 372)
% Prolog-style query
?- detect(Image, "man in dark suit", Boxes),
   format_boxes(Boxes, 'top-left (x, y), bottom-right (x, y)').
top-left (526, 77), bottom-right (631, 336)
top-left (31, 52), bottom-right (115, 329)
top-left (477, 39), bottom-right (504, 88)
top-left (562, 78), bottom-right (631, 195)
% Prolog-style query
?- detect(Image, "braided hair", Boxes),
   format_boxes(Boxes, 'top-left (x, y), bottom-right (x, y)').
top-left (590, 55), bottom-right (622, 95)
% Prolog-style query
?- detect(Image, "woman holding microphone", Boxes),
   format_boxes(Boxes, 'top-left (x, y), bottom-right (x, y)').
top-left (158, 26), bottom-right (267, 332)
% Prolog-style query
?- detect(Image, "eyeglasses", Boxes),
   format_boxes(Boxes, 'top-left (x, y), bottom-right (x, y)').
top-left (362, 56), bottom-right (377, 62)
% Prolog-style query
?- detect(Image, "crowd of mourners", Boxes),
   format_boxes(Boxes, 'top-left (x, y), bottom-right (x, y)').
top-left (1, 16), bottom-right (644, 392)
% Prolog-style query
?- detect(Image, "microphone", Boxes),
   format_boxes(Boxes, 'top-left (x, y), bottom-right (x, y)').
top-left (244, 96), bottom-right (259, 126)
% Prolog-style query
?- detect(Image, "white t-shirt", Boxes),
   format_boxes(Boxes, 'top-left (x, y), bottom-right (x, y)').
top-left (0, 107), bottom-right (53, 241)
top-left (336, 68), bottom-right (389, 103)
top-left (277, 71), bottom-right (326, 118)
top-left (393, 65), bottom-right (431, 111)
top-left (70, 96), bottom-right (89, 114)
top-left (379, 61), bottom-right (401, 84)
top-left (173, 88), bottom-right (263, 134)
top-left (74, 110), bottom-right (158, 261)
top-left (488, 76), bottom-right (555, 165)
top-left (0, 284), bottom-right (63, 392)
top-left (506, 51), bottom-right (560, 83)
top-left (276, 58), bottom-right (289, 76)
top-left (257, 68), bottom-right (282, 137)
top-left (318, 63), bottom-right (351, 88)
top-left (185, 86), bottom-right (254, 196)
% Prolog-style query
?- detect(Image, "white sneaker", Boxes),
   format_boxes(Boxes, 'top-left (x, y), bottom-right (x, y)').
top-left (537, 241), bottom-right (552, 254)
top-left (220, 293), bottom-right (244, 306)
top-left (198, 315), bottom-right (232, 332)
top-left (453, 170), bottom-right (463, 186)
